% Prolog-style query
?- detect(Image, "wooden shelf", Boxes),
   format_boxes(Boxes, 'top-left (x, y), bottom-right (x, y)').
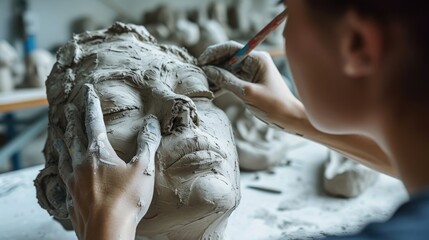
top-left (0, 88), bottom-right (48, 113)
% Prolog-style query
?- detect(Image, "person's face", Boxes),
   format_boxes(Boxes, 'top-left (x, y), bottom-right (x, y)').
top-left (72, 38), bottom-right (240, 236)
top-left (283, 1), bottom-right (368, 134)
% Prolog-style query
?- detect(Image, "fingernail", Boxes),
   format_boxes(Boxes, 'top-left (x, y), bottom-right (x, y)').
top-left (142, 115), bottom-right (161, 138)
top-left (84, 84), bottom-right (98, 100)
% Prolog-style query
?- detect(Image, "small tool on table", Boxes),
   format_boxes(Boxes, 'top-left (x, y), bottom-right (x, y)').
top-left (225, 8), bottom-right (288, 72)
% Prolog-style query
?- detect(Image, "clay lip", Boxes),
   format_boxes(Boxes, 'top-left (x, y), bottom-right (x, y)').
top-left (165, 136), bottom-right (228, 170)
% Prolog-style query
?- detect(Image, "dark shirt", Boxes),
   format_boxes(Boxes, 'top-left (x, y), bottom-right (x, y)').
top-left (328, 190), bottom-right (429, 239)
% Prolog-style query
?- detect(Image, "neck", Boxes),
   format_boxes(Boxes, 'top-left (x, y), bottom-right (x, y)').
top-left (379, 104), bottom-right (429, 195)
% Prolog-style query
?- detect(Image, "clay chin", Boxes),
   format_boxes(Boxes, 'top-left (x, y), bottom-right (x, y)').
top-left (35, 22), bottom-right (241, 239)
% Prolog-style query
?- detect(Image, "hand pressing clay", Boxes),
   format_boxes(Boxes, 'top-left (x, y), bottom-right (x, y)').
top-left (0, 41), bottom-right (24, 92)
top-left (214, 92), bottom-right (289, 171)
top-left (324, 150), bottom-right (379, 198)
top-left (26, 49), bottom-right (55, 88)
top-left (35, 22), bottom-right (240, 239)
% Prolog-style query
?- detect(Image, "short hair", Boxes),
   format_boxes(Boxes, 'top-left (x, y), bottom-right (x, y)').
top-left (305, 0), bottom-right (429, 104)
top-left (305, 0), bottom-right (428, 51)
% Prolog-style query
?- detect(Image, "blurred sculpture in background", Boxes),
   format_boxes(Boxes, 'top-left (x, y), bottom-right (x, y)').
top-left (143, 5), bottom-right (201, 48)
top-left (25, 49), bottom-right (55, 88)
top-left (188, 20), bottom-right (229, 57)
top-left (214, 92), bottom-right (290, 171)
top-left (324, 150), bottom-right (379, 198)
top-left (141, 0), bottom-right (284, 57)
top-left (0, 41), bottom-right (24, 92)
top-left (207, 2), bottom-right (230, 34)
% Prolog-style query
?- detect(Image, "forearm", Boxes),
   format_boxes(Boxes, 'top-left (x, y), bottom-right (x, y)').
top-left (275, 102), bottom-right (397, 177)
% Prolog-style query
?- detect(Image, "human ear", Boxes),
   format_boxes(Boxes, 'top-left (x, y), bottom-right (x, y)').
top-left (340, 10), bottom-right (383, 78)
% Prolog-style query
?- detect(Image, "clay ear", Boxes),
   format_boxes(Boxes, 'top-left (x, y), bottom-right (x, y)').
top-left (34, 166), bottom-right (70, 220)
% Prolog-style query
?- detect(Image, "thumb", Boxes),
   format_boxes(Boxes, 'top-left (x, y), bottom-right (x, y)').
top-left (130, 115), bottom-right (161, 176)
top-left (202, 65), bottom-right (251, 99)
top-left (198, 41), bottom-right (244, 66)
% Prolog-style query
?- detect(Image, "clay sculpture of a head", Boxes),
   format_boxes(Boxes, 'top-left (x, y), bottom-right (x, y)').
top-left (35, 22), bottom-right (240, 239)
top-left (214, 92), bottom-right (289, 171)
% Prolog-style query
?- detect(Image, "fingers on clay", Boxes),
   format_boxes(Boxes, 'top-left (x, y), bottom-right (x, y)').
top-left (198, 40), bottom-right (244, 66)
top-left (84, 84), bottom-right (119, 165)
top-left (132, 115), bottom-right (161, 174)
top-left (240, 55), bottom-right (261, 81)
top-left (202, 65), bottom-right (247, 98)
top-left (54, 139), bottom-right (73, 183)
top-left (84, 84), bottom-right (107, 143)
top-left (64, 103), bottom-right (86, 167)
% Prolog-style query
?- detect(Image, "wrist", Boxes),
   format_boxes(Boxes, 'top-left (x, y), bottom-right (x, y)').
top-left (85, 204), bottom-right (138, 240)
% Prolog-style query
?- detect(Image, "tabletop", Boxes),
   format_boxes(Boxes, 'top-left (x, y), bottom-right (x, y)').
top-left (0, 139), bottom-right (408, 240)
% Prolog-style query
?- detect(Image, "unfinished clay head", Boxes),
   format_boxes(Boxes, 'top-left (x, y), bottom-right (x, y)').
top-left (214, 92), bottom-right (289, 171)
top-left (35, 22), bottom-right (240, 239)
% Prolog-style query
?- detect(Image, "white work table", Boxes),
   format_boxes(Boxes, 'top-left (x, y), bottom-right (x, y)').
top-left (0, 139), bottom-right (407, 240)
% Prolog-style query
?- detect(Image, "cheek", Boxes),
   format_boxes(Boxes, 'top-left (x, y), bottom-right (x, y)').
top-left (285, 17), bottom-right (348, 131)
top-left (105, 114), bottom-right (145, 161)
top-left (198, 106), bottom-right (238, 169)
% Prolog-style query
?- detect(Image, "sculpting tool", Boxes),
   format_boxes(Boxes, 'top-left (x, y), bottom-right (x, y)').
top-left (247, 185), bottom-right (282, 194)
top-left (226, 8), bottom-right (288, 71)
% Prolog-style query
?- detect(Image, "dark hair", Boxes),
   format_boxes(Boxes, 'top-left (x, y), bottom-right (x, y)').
top-left (306, 0), bottom-right (428, 49)
top-left (306, 0), bottom-right (429, 104)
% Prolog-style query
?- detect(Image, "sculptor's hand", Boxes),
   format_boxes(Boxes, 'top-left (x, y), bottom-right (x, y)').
top-left (55, 84), bottom-right (161, 240)
top-left (199, 41), bottom-right (304, 129)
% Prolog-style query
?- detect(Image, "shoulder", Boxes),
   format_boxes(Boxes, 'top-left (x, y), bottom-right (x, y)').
top-left (327, 190), bottom-right (429, 240)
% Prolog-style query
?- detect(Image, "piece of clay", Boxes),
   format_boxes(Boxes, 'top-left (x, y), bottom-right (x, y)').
top-left (26, 49), bottom-right (55, 88)
top-left (0, 41), bottom-right (23, 92)
top-left (214, 92), bottom-right (289, 171)
top-left (35, 22), bottom-right (240, 240)
top-left (323, 150), bottom-right (379, 198)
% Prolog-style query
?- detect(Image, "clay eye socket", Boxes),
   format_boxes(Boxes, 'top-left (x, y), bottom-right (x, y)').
top-left (102, 105), bottom-right (140, 122)
top-left (177, 77), bottom-right (214, 99)
top-left (184, 90), bottom-right (214, 99)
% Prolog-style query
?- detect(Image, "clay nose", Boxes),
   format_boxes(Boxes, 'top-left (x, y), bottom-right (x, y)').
top-left (163, 97), bottom-right (199, 134)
